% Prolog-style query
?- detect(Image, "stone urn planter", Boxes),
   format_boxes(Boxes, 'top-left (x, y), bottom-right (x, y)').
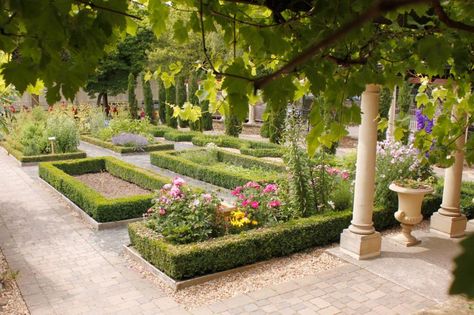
top-left (389, 183), bottom-right (434, 246)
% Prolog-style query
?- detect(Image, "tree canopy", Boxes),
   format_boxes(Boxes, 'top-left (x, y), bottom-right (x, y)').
top-left (0, 0), bottom-right (473, 164)
top-left (84, 28), bottom-right (155, 105)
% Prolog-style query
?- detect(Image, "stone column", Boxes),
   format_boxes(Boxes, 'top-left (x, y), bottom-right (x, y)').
top-left (248, 104), bottom-right (255, 124)
top-left (340, 84), bottom-right (382, 259)
top-left (430, 118), bottom-right (467, 237)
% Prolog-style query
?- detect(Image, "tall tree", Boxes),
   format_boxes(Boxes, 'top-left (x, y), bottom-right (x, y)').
top-left (188, 74), bottom-right (202, 131)
top-left (176, 76), bottom-right (188, 128)
top-left (165, 84), bottom-right (178, 128)
top-left (143, 78), bottom-right (154, 122)
top-left (84, 28), bottom-right (155, 108)
top-left (128, 73), bottom-right (138, 119)
top-left (158, 80), bottom-right (167, 124)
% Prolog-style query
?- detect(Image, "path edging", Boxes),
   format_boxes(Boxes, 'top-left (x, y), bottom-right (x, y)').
top-left (123, 245), bottom-right (266, 291)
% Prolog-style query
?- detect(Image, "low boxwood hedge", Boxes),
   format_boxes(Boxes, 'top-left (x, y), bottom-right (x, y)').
top-left (129, 195), bottom-right (441, 280)
top-left (163, 130), bottom-right (201, 142)
top-left (39, 157), bottom-right (173, 222)
top-left (150, 149), bottom-right (285, 189)
top-left (1, 140), bottom-right (87, 164)
top-left (192, 134), bottom-right (284, 157)
top-left (81, 135), bottom-right (174, 153)
top-left (149, 125), bottom-right (174, 137)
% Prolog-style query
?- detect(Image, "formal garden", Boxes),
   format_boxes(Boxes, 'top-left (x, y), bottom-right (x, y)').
top-left (0, 0), bottom-right (473, 314)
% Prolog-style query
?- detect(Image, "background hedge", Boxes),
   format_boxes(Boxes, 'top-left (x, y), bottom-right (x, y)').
top-left (129, 195), bottom-right (442, 280)
top-left (39, 157), bottom-right (172, 222)
top-left (192, 134), bottom-right (284, 157)
top-left (1, 141), bottom-right (86, 163)
top-left (81, 135), bottom-right (174, 153)
top-left (150, 149), bottom-right (284, 189)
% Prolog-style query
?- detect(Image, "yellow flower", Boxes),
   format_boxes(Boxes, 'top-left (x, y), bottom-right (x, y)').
top-left (251, 220), bottom-right (258, 225)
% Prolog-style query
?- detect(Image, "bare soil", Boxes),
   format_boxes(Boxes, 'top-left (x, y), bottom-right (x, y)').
top-left (0, 248), bottom-right (29, 315)
top-left (74, 172), bottom-right (151, 199)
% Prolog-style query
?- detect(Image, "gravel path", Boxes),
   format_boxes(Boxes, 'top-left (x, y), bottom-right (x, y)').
top-left (128, 246), bottom-right (342, 310)
top-left (0, 248), bottom-right (29, 315)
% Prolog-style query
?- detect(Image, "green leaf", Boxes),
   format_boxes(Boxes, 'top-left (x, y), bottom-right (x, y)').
top-left (394, 126), bottom-right (405, 141)
top-left (450, 234), bottom-right (474, 298)
top-left (173, 20), bottom-right (189, 43)
top-left (149, 0), bottom-right (170, 37)
top-left (125, 17), bottom-right (138, 35)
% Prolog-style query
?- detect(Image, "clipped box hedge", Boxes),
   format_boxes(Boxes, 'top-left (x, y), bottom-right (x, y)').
top-left (129, 196), bottom-right (441, 280)
top-left (192, 134), bottom-right (284, 158)
top-left (81, 135), bottom-right (174, 154)
top-left (39, 157), bottom-right (173, 222)
top-left (150, 149), bottom-right (285, 189)
top-left (163, 130), bottom-right (201, 142)
top-left (1, 140), bottom-right (86, 164)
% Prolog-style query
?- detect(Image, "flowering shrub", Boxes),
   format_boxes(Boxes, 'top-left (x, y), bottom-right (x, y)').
top-left (111, 132), bottom-right (148, 149)
top-left (375, 139), bottom-right (433, 209)
top-left (146, 178), bottom-right (223, 244)
top-left (230, 182), bottom-right (286, 230)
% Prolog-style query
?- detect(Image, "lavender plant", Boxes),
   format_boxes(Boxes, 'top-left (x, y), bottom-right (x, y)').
top-left (111, 132), bottom-right (148, 149)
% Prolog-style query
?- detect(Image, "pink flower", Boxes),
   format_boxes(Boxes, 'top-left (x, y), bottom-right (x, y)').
top-left (242, 199), bottom-right (250, 207)
top-left (340, 171), bottom-right (350, 180)
top-left (263, 184), bottom-right (278, 193)
top-left (147, 208), bottom-right (153, 213)
top-left (162, 183), bottom-right (172, 190)
top-left (159, 196), bottom-right (170, 204)
top-left (238, 194), bottom-right (246, 200)
top-left (170, 186), bottom-right (182, 198)
top-left (326, 167), bottom-right (339, 176)
top-left (159, 208), bottom-right (166, 215)
top-left (268, 200), bottom-right (281, 208)
top-left (250, 201), bottom-right (259, 209)
top-left (244, 181), bottom-right (261, 189)
top-left (231, 186), bottom-right (242, 196)
top-left (202, 193), bottom-right (212, 202)
top-left (173, 177), bottom-right (186, 187)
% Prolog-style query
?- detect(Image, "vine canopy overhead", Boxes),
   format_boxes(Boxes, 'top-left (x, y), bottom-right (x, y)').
top-left (0, 0), bottom-right (473, 162)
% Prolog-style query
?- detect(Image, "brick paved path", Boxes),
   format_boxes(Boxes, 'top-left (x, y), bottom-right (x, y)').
top-left (0, 145), bottom-right (453, 314)
top-left (0, 150), bottom-right (187, 315)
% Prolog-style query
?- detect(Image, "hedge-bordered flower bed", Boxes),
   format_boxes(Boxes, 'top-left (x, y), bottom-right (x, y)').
top-left (192, 134), bottom-right (284, 158)
top-left (150, 149), bottom-right (285, 189)
top-left (81, 135), bottom-right (174, 154)
top-left (39, 157), bottom-right (172, 222)
top-left (1, 140), bottom-right (87, 164)
top-left (129, 196), bottom-right (441, 281)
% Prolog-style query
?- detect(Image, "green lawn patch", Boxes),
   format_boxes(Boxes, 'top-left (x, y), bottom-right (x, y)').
top-left (150, 149), bottom-right (285, 189)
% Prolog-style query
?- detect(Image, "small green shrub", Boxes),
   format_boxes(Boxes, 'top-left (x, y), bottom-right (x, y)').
top-left (46, 114), bottom-right (80, 153)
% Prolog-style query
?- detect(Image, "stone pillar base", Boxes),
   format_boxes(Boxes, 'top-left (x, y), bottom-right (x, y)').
top-left (430, 212), bottom-right (467, 238)
top-left (340, 229), bottom-right (381, 260)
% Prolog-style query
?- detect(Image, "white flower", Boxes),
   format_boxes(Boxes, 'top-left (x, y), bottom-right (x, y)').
top-left (328, 200), bottom-right (335, 209)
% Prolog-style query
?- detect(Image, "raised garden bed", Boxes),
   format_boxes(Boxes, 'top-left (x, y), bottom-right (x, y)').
top-left (1, 140), bottom-right (86, 166)
top-left (150, 149), bottom-right (285, 189)
top-left (128, 195), bottom-right (441, 285)
top-left (81, 135), bottom-right (174, 154)
top-left (39, 156), bottom-right (172, 228)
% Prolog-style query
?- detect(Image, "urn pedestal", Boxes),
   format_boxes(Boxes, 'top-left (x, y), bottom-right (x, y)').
top-left (389, 183), bottom-right (433, 246)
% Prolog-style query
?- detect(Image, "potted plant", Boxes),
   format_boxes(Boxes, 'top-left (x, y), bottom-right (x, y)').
top-left (389, 178), bottom-right (435, 246)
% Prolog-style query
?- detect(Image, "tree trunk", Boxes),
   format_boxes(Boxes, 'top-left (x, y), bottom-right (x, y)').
top-left (97, 93), bottom-right (103, 107)
top-left (103, 93), bottom-right (108, 108)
